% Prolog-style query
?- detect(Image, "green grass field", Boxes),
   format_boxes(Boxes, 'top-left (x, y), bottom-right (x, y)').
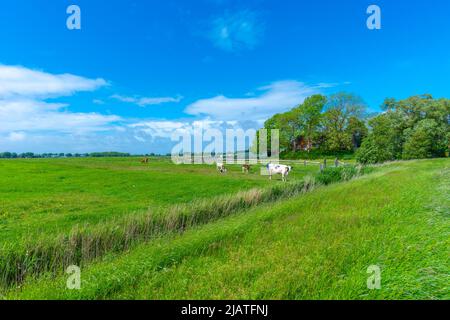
top-left (1, 158), bottom-right (448, 299)
top-left (0, 157), bottom-right (317, 243)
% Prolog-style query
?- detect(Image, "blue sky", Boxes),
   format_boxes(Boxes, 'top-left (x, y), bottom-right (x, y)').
top-left (0, 0), bottom-right (449, 153)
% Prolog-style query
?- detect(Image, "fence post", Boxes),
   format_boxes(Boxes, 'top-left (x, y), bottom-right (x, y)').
top-left (320, 164), bottom-right (324, 172)
top-left (324, 158), bottom-right (327, 168)
top-left (335, 158), bottom-right (339, 167)
top-left (304, 160), bottom-right (307, 166)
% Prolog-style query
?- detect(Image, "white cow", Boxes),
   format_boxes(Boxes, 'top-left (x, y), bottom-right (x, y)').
top-left (216, 162), bottom-right (227, 173)
top-left (267, 163), bottom-right (292, 182)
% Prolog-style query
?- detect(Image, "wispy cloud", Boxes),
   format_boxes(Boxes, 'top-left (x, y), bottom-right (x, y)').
top-left (0, 65), bottom-right (120, 146)
top-left (185, 80), bottom-right (328, 121)
top-left (129, 118), bottom-right (260, 152)
top-left (0, 99), bottom-right (120, 134)
top-left (0, 64), bottom-right (342, 155)
top-left (208, 10), bottom-right (264, 52)
top-left (0, 65), bottom-right (107, 98)
top-left (130, 120), bottom-right (190, 139)
top-left (6, 131), bottom-right (26, 142)
top-left (111, 94), bottom-right (183, 107)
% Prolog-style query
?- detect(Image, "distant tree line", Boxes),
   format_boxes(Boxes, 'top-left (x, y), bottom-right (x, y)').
top-left (0, 152), bottom-right (135, 159)
top-left (0, 151), bottom-right (171, 159)
top-left (255, 93), bottom-right (449, 164)
top-left (87, 152), bottom-right (132, 157)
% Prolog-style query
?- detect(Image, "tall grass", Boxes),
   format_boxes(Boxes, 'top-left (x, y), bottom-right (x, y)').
top-left (0, 165), bottom-right (372, 290)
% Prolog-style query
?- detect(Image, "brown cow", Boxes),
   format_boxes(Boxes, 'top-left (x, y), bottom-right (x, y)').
top-left (141, 157), bottom-right (149, 164)
top-left (242, 164), bottom-right (251, 173)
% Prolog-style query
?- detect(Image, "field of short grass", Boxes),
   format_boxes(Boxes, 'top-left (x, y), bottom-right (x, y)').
top-left (3, 158), bottom-right (448, 300)
top-left (0, 157), bottom-right (317, 243)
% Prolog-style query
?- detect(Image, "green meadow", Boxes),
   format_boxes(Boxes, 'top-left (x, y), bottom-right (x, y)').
top-left (0, 158), bottom-right (448, 299)
top-left (0, 157), bottom-right (317, 243)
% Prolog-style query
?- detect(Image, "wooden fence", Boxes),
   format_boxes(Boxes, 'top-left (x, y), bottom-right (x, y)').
top-left (189, 155), bottom-right (347, 171)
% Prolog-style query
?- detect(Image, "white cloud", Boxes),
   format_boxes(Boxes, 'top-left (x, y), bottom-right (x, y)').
top-left (0, 65), bottom-right (121, 151)
top-left (128, 118), bottom-right (262, 151)
top-left (208, 10), bottom-right (264, 52)
top-left (128, 80), bottom-right (335, 150)
top-left (6, 131), bottom-right (26, 142)
top-left (111, 94), bottom-right (183, 107)
top-left (0, 65), bottom-right (339, 155)
top-left (0, 99), bottom-right (120, 134)
top-left (130, 120), bottom-right (190, 139)
top-left (0, 65), bottom-right (185, 154)
top-left (185, 80), bottom-right (322, 121)
top-left (129, 119), bottom-right (230, 141)
top-left (0, 65), bottom-right (107, 98)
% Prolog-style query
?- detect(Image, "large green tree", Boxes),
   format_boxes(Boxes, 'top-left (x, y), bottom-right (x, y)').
top-left (322, 92), bottom-right (367, 152)
top-left (295, 94), bottom-right (326, 151)
top-left (356, 114), bottom-right (397, 164)
top-left (346, 116), bottom-right (368, 150)
top-left (260, 94), bottom-right (327, 153)
top-left (402, 119), bottom-right (447, 159)
top-left (357, 94), bottom-right (449, 164)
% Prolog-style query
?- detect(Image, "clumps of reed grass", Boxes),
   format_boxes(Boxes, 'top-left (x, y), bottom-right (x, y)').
top-left (315, 165), bottom-right (373, 185)
top-left (0, 165), bottom-right (372, 290)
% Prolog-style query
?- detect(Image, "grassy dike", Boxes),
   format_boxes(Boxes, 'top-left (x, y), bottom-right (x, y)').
top-left (4, 159), bottom-right (449, 299)
top-left (0, 165), bottom-right (368, 290)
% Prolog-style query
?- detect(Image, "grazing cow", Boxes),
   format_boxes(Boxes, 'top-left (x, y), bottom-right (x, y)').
top-left (267, 163), bottom-right (292, 182)
top-left (242, 164), bottom-right (251, 173)
top-left (216, 163), bottom-right (227, 173)
top-left (141, 157), bottom-right (149, 164)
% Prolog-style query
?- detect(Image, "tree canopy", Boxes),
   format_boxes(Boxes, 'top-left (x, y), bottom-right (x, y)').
top-left (356, 95), bottom-right (449, 164)
top-left (255, 93), bottom-right (449, 163)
